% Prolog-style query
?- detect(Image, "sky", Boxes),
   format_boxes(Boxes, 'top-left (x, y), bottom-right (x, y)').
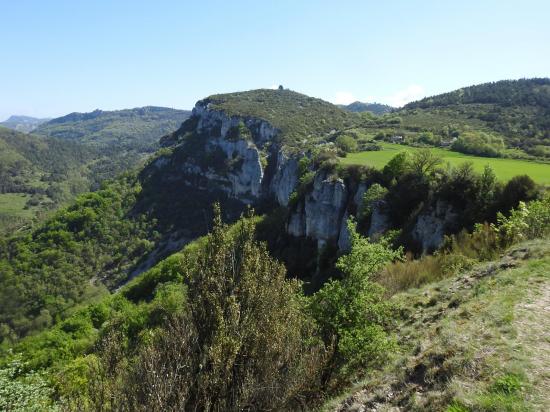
top-left (1, 0), bottom-right (549, 120)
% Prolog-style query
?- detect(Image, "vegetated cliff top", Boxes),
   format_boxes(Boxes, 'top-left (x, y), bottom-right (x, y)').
top-left (202, 88), bottom-right (359, 146)
top-left (34, 106), bottom-right (191, 151)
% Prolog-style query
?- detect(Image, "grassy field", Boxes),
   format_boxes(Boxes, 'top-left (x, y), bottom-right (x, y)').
top-left (341, 143), bottom-right (550, 184)
top-left (0, 193), bottom-right (40, 233)
top-left (0, 193), bottom-right (33, 218)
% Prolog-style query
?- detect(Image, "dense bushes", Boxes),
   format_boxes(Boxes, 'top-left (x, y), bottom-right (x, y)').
top-left (70, 207), bottom-right (327, 411)
top-left (309, 220), bottom-right (401, 384)
top-left (451, 131), bottom-right (505, 157)
top-left (379, 195), bottom-right (550, 294)
top-left (0, 174), bottom-right (158, 342)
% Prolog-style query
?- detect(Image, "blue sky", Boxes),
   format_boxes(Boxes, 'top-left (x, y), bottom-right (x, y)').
top-left (1, 0), bottom-right (549, 120)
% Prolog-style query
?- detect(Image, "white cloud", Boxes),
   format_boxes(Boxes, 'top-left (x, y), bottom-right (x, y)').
top-left (384, 84), bottom-right (425, 107)
top-left (332, 91), bottom-right (357, 105)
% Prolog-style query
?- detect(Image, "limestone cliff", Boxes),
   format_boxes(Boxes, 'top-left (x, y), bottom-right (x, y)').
top-left (153, 97), bottom-right (457, 254)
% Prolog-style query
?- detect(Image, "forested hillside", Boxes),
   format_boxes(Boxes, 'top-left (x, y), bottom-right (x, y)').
top-left (339, 101), bottom-right (394, 115)
top-left (35, 106), bottom-right (190, 153)
top-left (400, 78), bottom-right (550, 157)
top-left (0, 107), bottom-right (190, 232)
top-left (0, 127), bottom-right (94, 232)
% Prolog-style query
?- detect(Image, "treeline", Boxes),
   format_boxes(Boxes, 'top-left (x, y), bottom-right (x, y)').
top-left (406, 78), bottom-right (550, 109)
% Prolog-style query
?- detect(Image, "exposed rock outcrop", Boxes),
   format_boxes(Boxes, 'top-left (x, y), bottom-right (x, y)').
top-left (270, 151), bottom-right (299, 206)
top-left (412, 201), bottom-right (459, 253)
top-left (156, 100), bottom-right (459, 254)
top-left (288, 171), bottom-right (349, 248)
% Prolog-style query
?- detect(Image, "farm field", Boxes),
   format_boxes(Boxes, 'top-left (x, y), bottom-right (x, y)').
top-left (0, 193), bottom-right (33, 218)
top-left (341, 143), bottom-right (550, 184)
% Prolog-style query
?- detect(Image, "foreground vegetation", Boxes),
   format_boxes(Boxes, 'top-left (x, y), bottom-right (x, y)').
top-left (325, 238), bottom-right (550, 411)
top-left (0, 191), bottom-right (548, 411)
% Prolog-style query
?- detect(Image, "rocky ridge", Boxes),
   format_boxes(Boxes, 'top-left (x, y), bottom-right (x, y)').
top-left (154, 94), bottom-right (457, 253)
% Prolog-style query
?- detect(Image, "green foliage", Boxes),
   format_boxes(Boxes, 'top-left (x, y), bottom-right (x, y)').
top-left (335, 134), bottom-right (358, 153)
top-left (0, 127), bottom-right (94, 231)
top-left (0, 357), bottom-right (58, 411)
top-left (359, 183), bottom-right (388, 221)
top-left (452, 131), bottom-right (505, 157)
top-left (0, 175), bottom-right (157, 342)
top-left (34, 107), bottom-right (189, 152)
top-left (499, 174), bottom-right (538, 212)
top-left (383, 151), bottom-right (411, 181)
top-left (309, 219), bottom-right (402, 381)
top-left (339, 101), bottom-right (394, 115)
top-left (494, 194), bottom-right (550, 245)
top-left (78, 206), bottom-right (325, 411)
top-left (409, 148), bottom-right (443, 176)
top-left (381, 196), bottom-right (550, 294)
top-left (404, 79), bottom-right (550, 157)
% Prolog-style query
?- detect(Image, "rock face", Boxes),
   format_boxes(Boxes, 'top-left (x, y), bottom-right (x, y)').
top-left (156, 100), bottom-right (458, 253)
top-left (156, 99), bottom-right (300, 206)
top-left (368, 201), bottom-right (390, 239)
top-left (208, 137), bottom-right (264, 199)
top-left (288, 171), bottom-right (351, 249)
top-left (412, 201), bottom-right (459, 253)
top-left (270, 151), bottom-right (299, 206)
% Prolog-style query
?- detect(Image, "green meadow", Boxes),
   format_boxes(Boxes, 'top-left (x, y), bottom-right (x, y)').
top-left (0, 193), bottom-right (33, 217)
top-left (341, 143), bottom-right (550, 184)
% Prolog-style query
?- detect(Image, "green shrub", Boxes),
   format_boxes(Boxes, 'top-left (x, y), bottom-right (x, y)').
top-left (0, 357), bottom-right (58, 411)
top-left (309, 219), bottom-right (402, 382)
top-left (335, 135), bottom-right (358, 153)
top-left (494, 194), bottom-right (550, 245)
top-left (359, 183), bottom-right (388, 221)
top-left (80, 206), bottom-right (325, 411)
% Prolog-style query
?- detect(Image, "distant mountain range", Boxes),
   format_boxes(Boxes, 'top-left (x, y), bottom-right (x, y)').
top-left (338, 101), bottom-right (394, 115)
top-left (0, 106), bottom-right (190, 232)
top-left (0, 115), bottom-right (51, 133)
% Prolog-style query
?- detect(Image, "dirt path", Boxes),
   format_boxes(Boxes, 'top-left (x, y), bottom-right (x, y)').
top-left (515, 280), bottom-right (550, 411)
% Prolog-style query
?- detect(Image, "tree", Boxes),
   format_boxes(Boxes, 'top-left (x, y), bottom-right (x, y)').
top-left (499, 175), bottom-right (538, 213)
top-left (409, 149), bottom-right (443, 176)
top-left (99, 205), bottom-right (325, 411)
top-left (383, 151), bottom-right (411, 181)
top-left (335, 135), bottom-right (358, 153)
top-left (309, 219), bottom-right (401, 384)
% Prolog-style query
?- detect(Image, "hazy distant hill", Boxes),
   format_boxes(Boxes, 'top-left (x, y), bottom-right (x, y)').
top-left (0, 115), bottom-right (51, 133)
top-left (339, 101), bottom-right (394, 115)
top-left (34, 106), bottom-right (190, 153)
top-left (0, 107), bottom-right (190, 232)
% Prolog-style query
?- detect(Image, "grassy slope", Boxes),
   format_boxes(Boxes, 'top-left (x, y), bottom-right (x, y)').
top-left (324, 239), bottom-right (550, 412)
top-left (341, 143), bottom-right (550, 184)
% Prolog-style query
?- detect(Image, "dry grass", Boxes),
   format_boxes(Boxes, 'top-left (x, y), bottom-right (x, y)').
top-left (322, 239), bottom-right (550, 411)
